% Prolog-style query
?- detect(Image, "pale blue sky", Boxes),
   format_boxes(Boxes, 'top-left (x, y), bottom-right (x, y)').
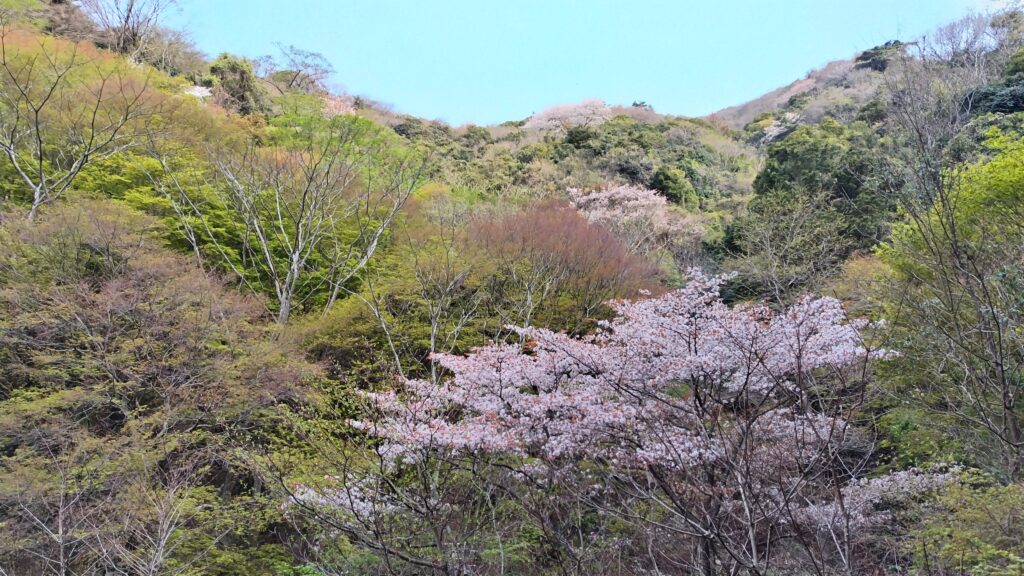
top-left (168, 0), bottom-right (995, 125)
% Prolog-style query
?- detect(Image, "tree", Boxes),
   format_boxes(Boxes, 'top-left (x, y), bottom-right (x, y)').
top-left (753, 119), bottom-right (895, 248)
top-left (380, 191), bottom-right (482, 384)
top-left (877, 13), bottom-right (1024, 481)
top-left (267, 43), bottom-right (334, 94)
top-left (881, 13), bottom-right (1020, 210)
top-left (208, 53), bottom-right (265, 116)
top-left (0, 24), bottom-right (158, 219)
top-left (95, 455), bottom-right (221, 576)
top-left (0, 437), bottom-right (112, 576)
top-left (301, 193), bottom-right (661, 401)
top-left (854, 40), bottom-right (906, 72)
top-left (468, 200), bottom-right (660, 334)
top-left (77, 0), bottom-right (177, 62)
top-left (0, 199), bottom-right (317, 574)
top-left (651, 164), bottom-right (697, 207)
top-left (880, 134), bottom-right (1024, 480)
top-left (569, 183), bottom-right (704, 268)
top-left (137, 25), bottom-right (206, 81)
top-left (158, 115), bottom-right (426, 323)
top-left (524, 99), bottom-right (612, 131)
top-left (326, 271), bottom-right (909, 575)
top-left (725, 188), bottom-right (850, 303)
top-left (310, 189), bottom-right (490, 388)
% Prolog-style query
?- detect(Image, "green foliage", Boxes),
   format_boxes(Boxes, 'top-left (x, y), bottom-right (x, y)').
top-left (0, 27), bottom-right (168, 217)
top-left (652, 165), bottom-right (697, 207)
top-left (753, 118), bottom-right (896, 247)
top-left (210, 53), bottom-right (267, 116)
top-left (1005, 46), bottom-right (1024, 81)
top-left (875, 404), bottom-right (969, 470)
top-left (854, 40), bottom-right (905, 72)
top-left (966, 44), bottom-right (1024, 115)
top-left (74, 152), bottom-right (163, 202)
top-left (912, 476), bottom-right (1024, 575)
top-left (301, 190), bottom-right (659, 393)
top-left (0, 0), bottom-right (47, 28)
top-left (856, 98), bottom-right (888, 124)
top-left (5, 11), bottom-right (1024, 575)
top-left (881, 132), bottom-right (1024, 285)
top-left (0, 200), bottom-right (318, 575)
top-left (389, 111), bottom-right (757, 201)
top-left (723, 188), bottom-right (849, 302)
top-left (971, 83), bottom-right (1024, 114)
top-left (877, 132), bottom-right (1024, 479)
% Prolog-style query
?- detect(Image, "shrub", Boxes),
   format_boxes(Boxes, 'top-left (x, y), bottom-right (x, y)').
top-left (209, 53), bottom-right (266, 116)
top-left (651, 165), bottom-right (697, 206)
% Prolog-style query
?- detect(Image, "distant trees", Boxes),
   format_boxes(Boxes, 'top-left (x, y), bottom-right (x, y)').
top-left (725, 115), bottom-right (898, 303)
top-left (752, 118), bottom-right (895, 248)
top-left (0, 25), bottom-right (159, 219)
top-left (882, 13), bottom-right (1020, 198)
top-left (524, 99), bottom-right (612, 131)
top-left (569, 184), bottom-right (675, 253)
top-left (854, 40), bottom-right (906, 72)
top-left (570, 184), bottom-right (705, 268)
top-left (651, 164), bottom-right (697, 206)
top-left (388, 98), bottom-right (751, 206)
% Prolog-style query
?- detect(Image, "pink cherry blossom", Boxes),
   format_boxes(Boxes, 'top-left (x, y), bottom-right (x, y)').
top-left (524, 99), bottom-right (613, 131)
top-left (324, 270), bottom-right (937, 573)
top-left (353, 270), bottom-right (884, 469)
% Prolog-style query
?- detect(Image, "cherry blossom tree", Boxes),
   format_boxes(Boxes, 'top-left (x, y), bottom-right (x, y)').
top-left (322, 93), bottom-right (355, 118)
top-left (290, 271), bottom-right (932, 574)
top-left (524, 99), bottom-right (613, 131)
top-left (568, 184), bottom-right (673, 254)
top-left (569, 184), bottom-right (704, 267)
top-left (789, 466), bottom-right (956, 572)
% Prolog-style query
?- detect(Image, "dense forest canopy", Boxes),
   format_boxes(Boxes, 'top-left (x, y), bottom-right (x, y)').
top-left (2, 1), bottom-right (1024, 575)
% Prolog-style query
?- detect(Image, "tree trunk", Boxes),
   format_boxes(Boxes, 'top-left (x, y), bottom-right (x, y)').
top-left (277, 296), bottom-right (291, 324)
top-left (27, 193), bottom-right (43, 221)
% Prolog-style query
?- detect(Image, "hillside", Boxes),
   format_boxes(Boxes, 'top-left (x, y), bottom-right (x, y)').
top-left (709, 41), bottom-right (907, 146)
top-left (711, 57), bottom-right (864, 128)
top-left (3, 2), bottom-right (1024, 576)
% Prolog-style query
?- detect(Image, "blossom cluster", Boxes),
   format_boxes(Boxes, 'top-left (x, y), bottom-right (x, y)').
top-left (352, 270), bottom-right (880, 470)
top-left (289, 476), bottom-right (394, 521)
top-left (524, 99), bottom-right (614, 131)
top-left (322, 94), bottom-right (356, 118)
top-left (568, 184), bottom-right (674, 254)
top-left (792, 467), bottom-right (957, 531)
top-left (568, 184), bottom-right (705, 261)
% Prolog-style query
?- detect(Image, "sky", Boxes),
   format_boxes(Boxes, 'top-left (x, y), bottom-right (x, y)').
top-left (167, 0), bottom-right (999, 126)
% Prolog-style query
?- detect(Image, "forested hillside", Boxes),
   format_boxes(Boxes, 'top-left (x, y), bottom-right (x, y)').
top-left (2, 2), bottom-right (1024, 575)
